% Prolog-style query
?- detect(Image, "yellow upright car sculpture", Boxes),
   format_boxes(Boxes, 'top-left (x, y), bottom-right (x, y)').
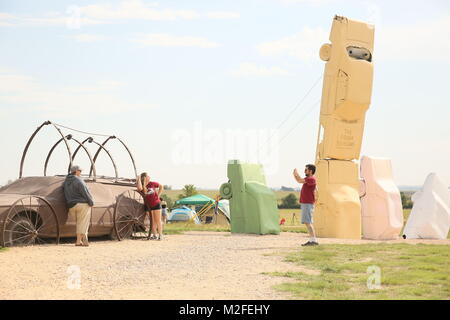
top-left (314, 16), bottom-right (375, 239)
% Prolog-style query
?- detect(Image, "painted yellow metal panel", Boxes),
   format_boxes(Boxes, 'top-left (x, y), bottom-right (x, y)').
top-left (317, 16), bottom-right (374, 160)
top-left (314, 16), bottom-right (374, 239)
top-left (314, 160), bottom-right (362, 239)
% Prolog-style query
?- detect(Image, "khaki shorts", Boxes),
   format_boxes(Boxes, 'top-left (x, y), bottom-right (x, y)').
top-left (69, 203), bottom-right (92, 235)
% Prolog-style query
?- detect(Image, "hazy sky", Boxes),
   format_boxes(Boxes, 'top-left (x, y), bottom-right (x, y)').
top-left (0, 0), bottom-right (449, 189)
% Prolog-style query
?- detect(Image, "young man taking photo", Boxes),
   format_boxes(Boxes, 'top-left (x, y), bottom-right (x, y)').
top-left (293, 164), bottom-right (318, 246)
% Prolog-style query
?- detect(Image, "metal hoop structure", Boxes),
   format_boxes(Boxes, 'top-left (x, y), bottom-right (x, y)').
top-left (44, 134), bottom-right (72, 177)
top-left (67, 136), bottom-right (97, 181)
top-left (88, 136), bottom-right (138, 179)
top-left (43, 135), bottom-right (98, 181)
top-left (19, 121), bottom-right (138, 181)
top-left (20, 121), bottom-right (73, 179)
top-left (70, 137), bottom-right (119, 181)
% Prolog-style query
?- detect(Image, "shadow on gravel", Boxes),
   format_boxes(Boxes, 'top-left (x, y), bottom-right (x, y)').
top-left (59, 235), bottom-right (113, 244)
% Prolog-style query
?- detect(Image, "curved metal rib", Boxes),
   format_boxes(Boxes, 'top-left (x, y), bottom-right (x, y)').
top-left (70, 137), bottom-right (119, 180)
top-left (88, 136), bottom-right (115, 178)
top-left (19, 121), bottom-right (51, 179)
top-left (68, 137), bottom-right (92, 174)
top-left (20, 121), bottom-right (73, 179)
top-left (44, 136), bottom-right (70, 177)
top-left (68, 136), bottom-right (93, 173)
top-left (117, 137), bottom-right (138, 178)
top-left (51, 123), bottom-right (73, 175)
top-left (89, 140), bottom-right (119, 180)
top-left (69, 137), bottom-right (97, 181)
top-left (88, 136), bottom-right (138, 179)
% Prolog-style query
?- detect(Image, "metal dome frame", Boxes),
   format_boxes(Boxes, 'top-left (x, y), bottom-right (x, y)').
top-left (19, 121), bottom-right (138, 182)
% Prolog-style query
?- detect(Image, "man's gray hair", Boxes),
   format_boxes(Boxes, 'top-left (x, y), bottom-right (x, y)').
top-left (70, 165), bottom-right (82, 174)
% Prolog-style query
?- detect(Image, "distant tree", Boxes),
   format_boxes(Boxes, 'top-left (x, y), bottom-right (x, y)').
top-left (178, 184), bottom-right (198, 199)
top-left (400, 192), bottom-right (413, 209)
top-left (279, 193), bottom-right (300, 209)
top-left (281, 186), bottom-right (295, 192)
top-left (160, 194), bottom-right (174, 209)
top-left (163, 185), bottom-right (172, 190)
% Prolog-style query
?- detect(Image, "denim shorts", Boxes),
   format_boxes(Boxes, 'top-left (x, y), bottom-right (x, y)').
top-left (300, 203), bottom-right (314, 224)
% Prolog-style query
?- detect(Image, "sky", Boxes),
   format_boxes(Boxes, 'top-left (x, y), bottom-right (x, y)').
top-left (0, 0), bottom-right (449, 189)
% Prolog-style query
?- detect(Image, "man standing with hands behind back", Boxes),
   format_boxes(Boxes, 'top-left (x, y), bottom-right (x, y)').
top-left (293, 164), bottom-right (318, 246)
top-left (63, 165), bottom-right (94, 247)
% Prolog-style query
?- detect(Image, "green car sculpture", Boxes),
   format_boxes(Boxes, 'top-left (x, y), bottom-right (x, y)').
top-left (220, 160), bottom-right (280, 235)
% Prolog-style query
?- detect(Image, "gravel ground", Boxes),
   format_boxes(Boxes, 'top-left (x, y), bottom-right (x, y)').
top-left (0, 232), bottom-right (448, 300)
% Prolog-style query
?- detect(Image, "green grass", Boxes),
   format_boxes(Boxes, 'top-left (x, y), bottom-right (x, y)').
top-left (0, 247), bottom-right (6, 252)
top-left (163, 222), bottom-right (231, 235)
top-left (279, 210), bottom-right (308, 233)
top-left (268, 243), bottom-right (450, 300)
top-left (279, 208), bottom-right (307, 233)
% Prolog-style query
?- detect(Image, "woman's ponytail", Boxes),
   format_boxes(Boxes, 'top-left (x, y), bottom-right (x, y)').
top-left (140, 172), bottom-right (148, 194)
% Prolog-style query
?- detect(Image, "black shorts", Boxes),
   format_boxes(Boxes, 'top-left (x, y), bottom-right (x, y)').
top-left (144, 203), bottom-right (162, 212)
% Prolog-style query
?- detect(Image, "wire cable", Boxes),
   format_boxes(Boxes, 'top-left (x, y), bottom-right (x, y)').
top-left (278, 98), bottom-right (321, 145)
top-left (256, 74), bottom-right (323, 154)
top-left (274, 74), bottom-right (322, 132)
top-left (52, 122), bottom-right (112, 137)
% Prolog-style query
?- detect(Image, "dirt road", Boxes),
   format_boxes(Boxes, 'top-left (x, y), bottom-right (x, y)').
top-left (0, 232), bottom-right (448, 300)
